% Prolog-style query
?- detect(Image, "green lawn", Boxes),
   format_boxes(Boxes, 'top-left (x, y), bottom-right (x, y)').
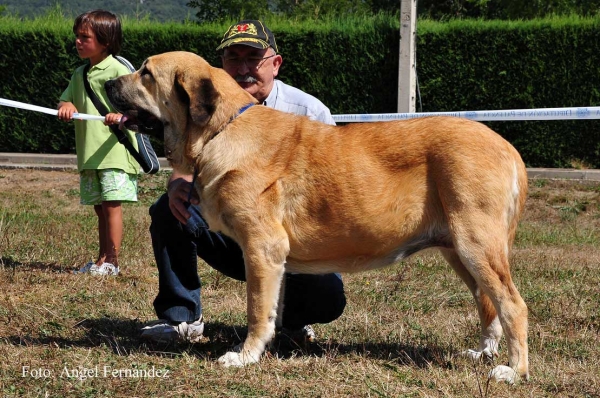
top-left (0, 169), bottom-right (598, 397)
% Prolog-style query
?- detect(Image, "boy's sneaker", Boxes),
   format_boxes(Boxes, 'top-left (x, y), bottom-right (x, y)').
top-left (140, 317), bottom-right (204, 343)
top-left (75, 262), bottom-right (119, 276)
top-left (74, 261), bottom-right (95, 274)
top-left (89, 262), bottom-right (119, 276)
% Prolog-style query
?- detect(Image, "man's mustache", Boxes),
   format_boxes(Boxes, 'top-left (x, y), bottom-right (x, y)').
top-left (235, 75), bottom-right (258, 84)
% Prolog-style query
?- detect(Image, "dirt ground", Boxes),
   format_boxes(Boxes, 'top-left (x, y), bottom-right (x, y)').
top-left (0, 168), bottom-right (79, 191)
top-left (0, 168), bottom-right (166, 196)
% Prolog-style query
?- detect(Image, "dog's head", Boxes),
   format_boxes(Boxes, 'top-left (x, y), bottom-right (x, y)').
top-left (105, 51), bottom-right (255, 171)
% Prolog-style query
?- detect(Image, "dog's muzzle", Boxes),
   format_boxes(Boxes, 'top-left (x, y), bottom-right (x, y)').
top-left (105, 80), bottom-right (165, 139)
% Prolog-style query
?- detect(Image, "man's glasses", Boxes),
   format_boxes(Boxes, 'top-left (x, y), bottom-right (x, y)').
top-left (222, 54), bottom-right (277, 70)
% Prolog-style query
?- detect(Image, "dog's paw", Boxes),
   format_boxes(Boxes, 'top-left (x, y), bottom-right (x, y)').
top-left (462, 347), bottom-right (497, 363)
top-left (488, 365), bottom-right (517, 384)
top-left (217, 350), bottom-right (261, 367)
top-left (217, 351), bottom-right (245, 367)
top-left (462, 338), bottom-right (499, 364)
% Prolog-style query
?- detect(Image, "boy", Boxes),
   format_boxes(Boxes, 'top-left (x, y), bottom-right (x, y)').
top-left (57, 10), bottom-right (139, 275)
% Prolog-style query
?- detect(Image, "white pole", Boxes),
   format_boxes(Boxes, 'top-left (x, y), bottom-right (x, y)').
top-left (398, 0), bottom-right (417, 113)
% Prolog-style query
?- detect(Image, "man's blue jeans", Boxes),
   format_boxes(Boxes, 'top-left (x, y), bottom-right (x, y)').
top-left (149, 193), bottom-right (346, 329)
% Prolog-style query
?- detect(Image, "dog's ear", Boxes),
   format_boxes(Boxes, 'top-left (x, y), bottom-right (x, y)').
top-left (175, 72), bottom-right (218, 125)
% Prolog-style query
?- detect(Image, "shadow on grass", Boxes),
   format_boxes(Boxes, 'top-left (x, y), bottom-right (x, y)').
top-left (6, 317), bottom-right (145, 355)
top-left (4, 318), bottom-right (245, 360)
top-left (270, 337), bottom-right (453, 370)
top-left (0, 256), bottom-right (23, 269)
top-left (5, 318), bottom-right (453, 369)
top-left (0, 257), bottom-right (74, 273)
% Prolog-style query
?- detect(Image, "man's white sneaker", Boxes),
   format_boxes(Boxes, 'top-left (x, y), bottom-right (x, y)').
top-left (302, 325), bottom-right (316, 342)
top-left (281, 325), bottom-right (316, 343)
top-left (140, 318), bottom-right (205, 343)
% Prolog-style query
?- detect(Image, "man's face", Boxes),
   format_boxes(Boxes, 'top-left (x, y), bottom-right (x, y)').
top-left (221, 45), bottom-right (282, 103)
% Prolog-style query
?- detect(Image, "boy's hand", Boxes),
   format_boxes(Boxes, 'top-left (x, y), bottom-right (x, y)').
top-left (57, 101), bottom-right (77, 122)
top-left (104, 112), bottom-right (122, 126)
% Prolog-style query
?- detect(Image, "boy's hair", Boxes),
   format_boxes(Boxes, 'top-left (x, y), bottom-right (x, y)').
top-left (73, 9), bottom-right (122, 56)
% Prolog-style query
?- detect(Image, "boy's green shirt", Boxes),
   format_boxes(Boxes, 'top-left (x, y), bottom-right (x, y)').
top-left (60, 55), bottom-right (139, 174)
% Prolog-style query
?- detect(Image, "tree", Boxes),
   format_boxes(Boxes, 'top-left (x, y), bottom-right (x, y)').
top-left (186, 0), bottom-right (270, 22)
top-left (272, 0), bottom-right (372, 19)
top-left (370, 0), bottom-right (401, 14)
top-left (418, 0), bottom-right (600, 20)
top-left (186, 0), bottom-right (381, 22)
top-left (484, 0), bottom-right (600, 19)
top-left (185, 0), bottom-right (600, 22)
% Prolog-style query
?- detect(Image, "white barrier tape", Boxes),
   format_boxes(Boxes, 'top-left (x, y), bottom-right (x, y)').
top-left (333, 106), bottom-right (600, 123)
top-left (3, 97), bottom-right (600, 124)
top-left (0, 97), bottom-right (105, 121)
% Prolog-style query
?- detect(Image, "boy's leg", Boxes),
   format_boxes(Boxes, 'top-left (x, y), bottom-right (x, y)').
top-left (93, 204), bottom-right (106, 264)
top-left (97, 169), bottom-right (137, 269)
top-left (74, 169), bottom-right (136, 276)
top-left (80, 171), bottom-right (105, 266)
top-left (101, 201), bottom-right (123, 266)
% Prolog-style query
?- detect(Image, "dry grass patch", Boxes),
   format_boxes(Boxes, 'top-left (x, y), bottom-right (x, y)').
top-left (0, 169), bottom-right (599, 397)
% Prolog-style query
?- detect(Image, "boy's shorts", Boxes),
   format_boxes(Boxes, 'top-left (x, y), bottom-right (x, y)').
top-left (80, 169), bottom-right (138, 205)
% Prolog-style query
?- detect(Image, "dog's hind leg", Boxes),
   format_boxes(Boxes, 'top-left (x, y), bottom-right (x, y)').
top-left (449, 234), bottom-right (529, 384)
top-left (440, 249), bottom-right (503, 363)
top-left (217, 225), bottom-right (289, 367)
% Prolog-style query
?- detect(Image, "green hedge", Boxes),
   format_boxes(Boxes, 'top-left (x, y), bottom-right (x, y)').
top-left (0, 15), bottom-right (599, 167)
top-left (417, 17), bottom-right (600, 168)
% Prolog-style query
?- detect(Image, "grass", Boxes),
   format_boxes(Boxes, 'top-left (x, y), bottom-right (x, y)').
top-left (0, 169), bottom-right (599, 397)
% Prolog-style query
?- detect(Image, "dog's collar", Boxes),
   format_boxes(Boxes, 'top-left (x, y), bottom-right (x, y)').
top-left (237, 102), bottom-right (255, 115)
top-left (208, 102), bottom-right (255, 142)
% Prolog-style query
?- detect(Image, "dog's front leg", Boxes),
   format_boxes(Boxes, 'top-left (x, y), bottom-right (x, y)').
top-left (275, 273), bottom-right (286, 329)
top-left (218, 233), bottom-right (288, 367)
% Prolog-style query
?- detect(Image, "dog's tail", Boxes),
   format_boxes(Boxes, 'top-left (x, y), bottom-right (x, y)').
top-left (506, 154), bottom-right (528, 252)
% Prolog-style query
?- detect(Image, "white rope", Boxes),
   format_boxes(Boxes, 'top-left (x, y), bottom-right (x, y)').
top-left (0, 97), bottom-right (105, 121)
top-left (3, 96), bottom-right (600, 124)
top-left (333, 106), bottom-right (600, 123)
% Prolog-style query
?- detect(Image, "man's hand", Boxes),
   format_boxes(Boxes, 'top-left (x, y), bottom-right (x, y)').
top-left (167, 173), bottom-right (199, 224)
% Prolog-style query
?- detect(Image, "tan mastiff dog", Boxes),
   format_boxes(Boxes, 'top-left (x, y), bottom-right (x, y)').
top-left (105, 51), bottom-right (529, 383)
